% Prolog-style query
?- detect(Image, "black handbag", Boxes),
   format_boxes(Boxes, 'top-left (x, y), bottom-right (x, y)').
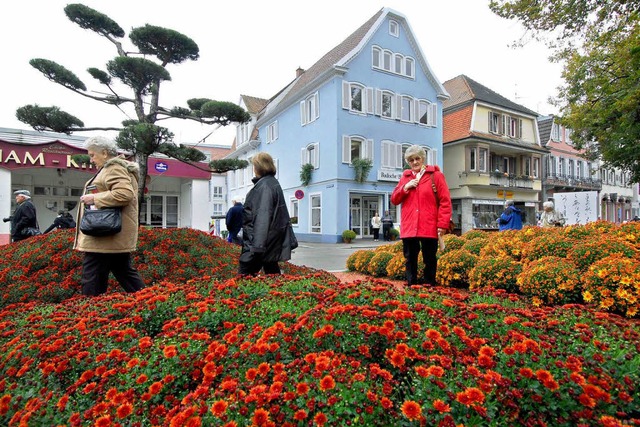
top-left (287, 223), bottom-right (298, 250)
top-left (23, 227), bottom-right (42, 236)
top-left (80, 208), bottom-right (122, 237)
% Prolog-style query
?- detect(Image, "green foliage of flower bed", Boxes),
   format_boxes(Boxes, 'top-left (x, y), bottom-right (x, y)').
top-left (0, 227), bottom-right (638, 426)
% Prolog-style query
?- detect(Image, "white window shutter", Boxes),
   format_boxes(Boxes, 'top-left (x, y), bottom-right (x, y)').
top-left (301, 147), bottom-right (306, 166)
top-left (430, 103), bottom-right (438, 127)
top-left (342, 136), bottom-right (351, 163)
top-left (313, 143), bottom-right (320, 168)
top-left (314, 93), bottom-right (320, 120)
top-left (374, 89), bottom-right (382, 116)
top-left (381, 141), bottom-right (389, 168)
top-left (365, 87), bottom-right (375, 114)
top-left (518, 119), bottom-right (522, 138)
top-left (395, 95), bottom-right (402, 120)
top-left (274, 121), bottom-right (279, 140)
top-left (395, 143), bottom-right (403, 168)
top-left (300, 100), bottom-right (306, 126)
top-left (414, 99), bottom-right (421, 123)
top-left (342, 81), bottom-right (350, 110)
top-left (366, 139), bottom-right (374, 161)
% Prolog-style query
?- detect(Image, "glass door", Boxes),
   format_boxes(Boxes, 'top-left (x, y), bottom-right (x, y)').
top-left (349, 196), bottom-right (362, 236)
top-left (363, 196), bottom-right (379, 237)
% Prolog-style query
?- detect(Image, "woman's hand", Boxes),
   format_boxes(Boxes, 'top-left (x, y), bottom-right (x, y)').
top-left (80, 194), bottom-right (95, 206)
top-left (404, 178), bottom-right (420, 192)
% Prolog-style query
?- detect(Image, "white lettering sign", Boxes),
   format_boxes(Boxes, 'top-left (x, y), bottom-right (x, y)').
top-left (378, 170), bottom-right (403, 182)
top-left (554, 191), bottom-right (599, 225)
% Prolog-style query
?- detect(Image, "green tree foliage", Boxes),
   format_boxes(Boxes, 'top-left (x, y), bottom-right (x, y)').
top-left (489, 0), bottom-right (640, 182)
top-left (16, 3), bottom-right (250, 202)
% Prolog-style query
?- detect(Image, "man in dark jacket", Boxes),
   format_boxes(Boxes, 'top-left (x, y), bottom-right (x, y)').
top-left (2, 190), bottom-right (38, 242)
top-left (381, 211), bottom-right (394, 241)
top-left (225, 199), bottom-right (244, 245)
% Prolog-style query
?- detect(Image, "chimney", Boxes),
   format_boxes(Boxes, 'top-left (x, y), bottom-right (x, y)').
top-left (296, 67), bottom-right (305, 78)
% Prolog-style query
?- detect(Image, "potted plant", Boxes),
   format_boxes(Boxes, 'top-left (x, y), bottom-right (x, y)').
top-left (342, 229), bottom-right (357, 243)
top-left (352, 158), bottom-right (373, 183)
top-left (300, 163), bottom-right (314, 186)
top-left (389, 228), bottom-right (399, 241)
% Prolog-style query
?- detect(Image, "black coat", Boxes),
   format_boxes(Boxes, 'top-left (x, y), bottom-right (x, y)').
top-left (225, 202), bottom-right (244, 234)
top-left (44, 214), bottom-right (76, 234)
top-left (10, 200), bottom-right (37, 241)
top-left (240, 174), bottom-right (292, 263)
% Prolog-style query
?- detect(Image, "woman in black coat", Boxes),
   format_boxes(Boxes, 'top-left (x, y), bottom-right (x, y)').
top-left (239, 152), bottom-right (292, 275)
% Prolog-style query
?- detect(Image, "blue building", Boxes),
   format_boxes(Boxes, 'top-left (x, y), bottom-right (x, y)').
top-left (227, 8), bottom-right (449, 242)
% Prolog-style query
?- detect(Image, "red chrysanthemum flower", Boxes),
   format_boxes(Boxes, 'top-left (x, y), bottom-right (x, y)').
top-left (294, 409), bottom-right (307, 421)
top-left (433, 399), bottom-right (451, 413)
top-left (296, 382), bottom-right (309, 395)
top-left (252, 408), bottom-right (270, 426)
top-left (116, 403), bottom-right (133, 419)
top-left (380, 397), bottom-right (393, 409)
top-left (319, 375), bottom-right (336, 392)
top-left (401, 400), bottom-right (422, 420)
top-left (314, 412), bottom-right (328, 426)
top-left (163, 345), bottom-right (177, 358)
top-left (210, 400), bottom-right (228, 417)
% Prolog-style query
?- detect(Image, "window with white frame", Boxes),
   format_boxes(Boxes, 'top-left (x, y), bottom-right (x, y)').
top-left (266, 121), bottom-right (278, 143)
top-left (238, 122), bottom-right (250, 144)
top-left (381, 140), bottom-right (403, 169)
top-left (342, 82), bottom-right (374, 114)
top-left (558, 157), bottom-right (565, 176)
top-left (565, 128), bottom-right (572, 144)
top-left (576, 160), bottom-right (583, 178)
top-left (372, 47), bottom-right (381, 68)
top-left (548, 156), bottom-right (556, 177)
top-left (389, 20), bottom-right (399, 37)
top-left (568, 159), bottom-right (575, 177)
top-left (310, 194), bottom-right (321, 233)
top-left (394, 54), bottom-right (403, 74)
top-left (551, 122), bottom-right (560, 141)
top-left (289, 199), bottom-right (299, 225)
top-left (301, 143), bottom-right (319, 168)
top-left (417, 100), bottom-right (437, 127)
top-left (479, 148), bottom-right (488, 172)
top-left (376, 90), bottom-right (395, 118)
top-left (212, 186), bottom-right (223, 199)
top-left (342, 136), bottom-right (373, 163)
top-left (213, 203), bottom-right (223, 216)
top-left (489, 112), bottom-right (502, 134)
top-left (229, 170), bottom-right (236, 190)
top-left (523, 156), bottom-right (532, 177)
top-left (405, 57), bottom-right (414, 78)
top-left (533, 157), bottom-right (540, 178)
top-left (300, 92), bottom-right (319, 125)
top-left (468, 147), bottom-right (488, 172)
top-left (507, 116), bottom-right (522, 138)
top-left (400, 96), bottom-right (413, 122)
top-left (383, 50), bottom-right (392, 71)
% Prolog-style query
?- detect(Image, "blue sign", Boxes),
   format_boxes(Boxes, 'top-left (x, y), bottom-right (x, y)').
top-left (155, 162), bottom-right (168, 173)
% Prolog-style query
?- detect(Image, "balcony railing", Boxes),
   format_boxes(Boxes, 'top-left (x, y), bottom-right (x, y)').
top-left (544, 173), bottom-right (602, 191)
top-left (457, 172), bottom-right (535, 189)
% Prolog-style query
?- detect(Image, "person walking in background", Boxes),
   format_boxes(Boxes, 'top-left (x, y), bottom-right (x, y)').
top-left (44, 210), bottom-right (76, 234)
top-left (2, 190), bottom-right (38, 242)
top-left (539, 201), bottom-right (566, 227)
top-left (239, 152), bottom-right (293, 276)
top-left (381, 210), bottom-right (394, 241)
top-left (497, 200), bottom-right (523, 231)
top-left (371, 212), bottom-right (381, 241)
top-left (74, 136), bottom-right (145, 297)
top-left (225, 198), bottom-right (244, 245)
top-left (391, 145), bottom-right (452, 287)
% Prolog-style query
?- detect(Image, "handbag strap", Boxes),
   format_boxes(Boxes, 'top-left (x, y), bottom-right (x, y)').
top-left (430, 173), bottom-right (440, 208)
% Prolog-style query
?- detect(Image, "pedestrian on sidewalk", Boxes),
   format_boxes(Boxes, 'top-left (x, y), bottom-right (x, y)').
top-left (381, 211), bottom-right (394, 241)
top-left (371, 212), bottom-right (381, 241)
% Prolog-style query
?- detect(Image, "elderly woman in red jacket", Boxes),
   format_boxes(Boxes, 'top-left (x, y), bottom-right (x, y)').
top-left (391, 145), bottom-right (452, 286)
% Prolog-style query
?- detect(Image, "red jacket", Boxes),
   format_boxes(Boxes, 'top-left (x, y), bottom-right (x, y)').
top-left (390, 165), bottom-right (452, 239)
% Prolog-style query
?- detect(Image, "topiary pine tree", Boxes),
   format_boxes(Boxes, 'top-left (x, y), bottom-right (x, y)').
top-left (15, 3), bottom-right (250, 206)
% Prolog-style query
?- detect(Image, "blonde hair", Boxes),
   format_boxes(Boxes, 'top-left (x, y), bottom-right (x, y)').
top-left (252, 152), bottom-right (277, 177)
top-left (404, 145), bottom-right (427, 162)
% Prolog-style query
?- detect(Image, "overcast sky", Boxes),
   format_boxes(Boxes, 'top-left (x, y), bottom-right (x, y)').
top-left (0, 0), bottom-right (563, 146)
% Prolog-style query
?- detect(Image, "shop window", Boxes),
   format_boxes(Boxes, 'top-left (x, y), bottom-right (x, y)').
top-left (140, 195), bottom-right (179, 228)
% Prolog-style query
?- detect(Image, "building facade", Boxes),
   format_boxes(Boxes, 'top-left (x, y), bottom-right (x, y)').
top-left (226, 8), bottom-right (449, 242)
top-left (442, 75), bottom-right (546, 234)
top-left (0, 128), bottom-right (218, 245)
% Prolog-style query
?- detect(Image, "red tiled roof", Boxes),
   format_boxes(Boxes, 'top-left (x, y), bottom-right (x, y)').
top-left (443, 105), bottom-right (473, 143)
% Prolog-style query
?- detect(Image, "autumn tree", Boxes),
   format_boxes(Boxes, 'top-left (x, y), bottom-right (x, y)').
top-left (16, 3), bottom-right (250, 202)
top-left (489, 0), bottom-right (640, 182)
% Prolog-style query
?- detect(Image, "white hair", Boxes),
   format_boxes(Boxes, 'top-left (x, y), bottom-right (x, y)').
top-left (85, 135), bottom-right (118, 156)
top-left (404, 145), bottom-right (427, 162)
top-left (543, 201), bottom-right (554, 209)
top-left (505, 200), bottom-right (515, 207)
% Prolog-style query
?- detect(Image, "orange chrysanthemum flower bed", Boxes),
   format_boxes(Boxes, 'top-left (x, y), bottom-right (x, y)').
top-left (348, 221), bottom-right (640, 318)
top-left (0, 227), bottom-right (638, 426)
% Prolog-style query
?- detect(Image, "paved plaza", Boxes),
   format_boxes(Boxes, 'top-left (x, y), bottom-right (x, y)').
top-left (288, 238), bottom-right (391, 272)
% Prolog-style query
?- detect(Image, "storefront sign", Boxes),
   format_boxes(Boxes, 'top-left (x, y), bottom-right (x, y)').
top-left (155, 162), bottom-right (168, 173)
top-left (377, 170), bottom-right (403, 182)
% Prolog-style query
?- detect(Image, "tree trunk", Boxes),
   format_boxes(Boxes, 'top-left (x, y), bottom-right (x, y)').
top-left (136, 153), bottom-right (150, 225)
